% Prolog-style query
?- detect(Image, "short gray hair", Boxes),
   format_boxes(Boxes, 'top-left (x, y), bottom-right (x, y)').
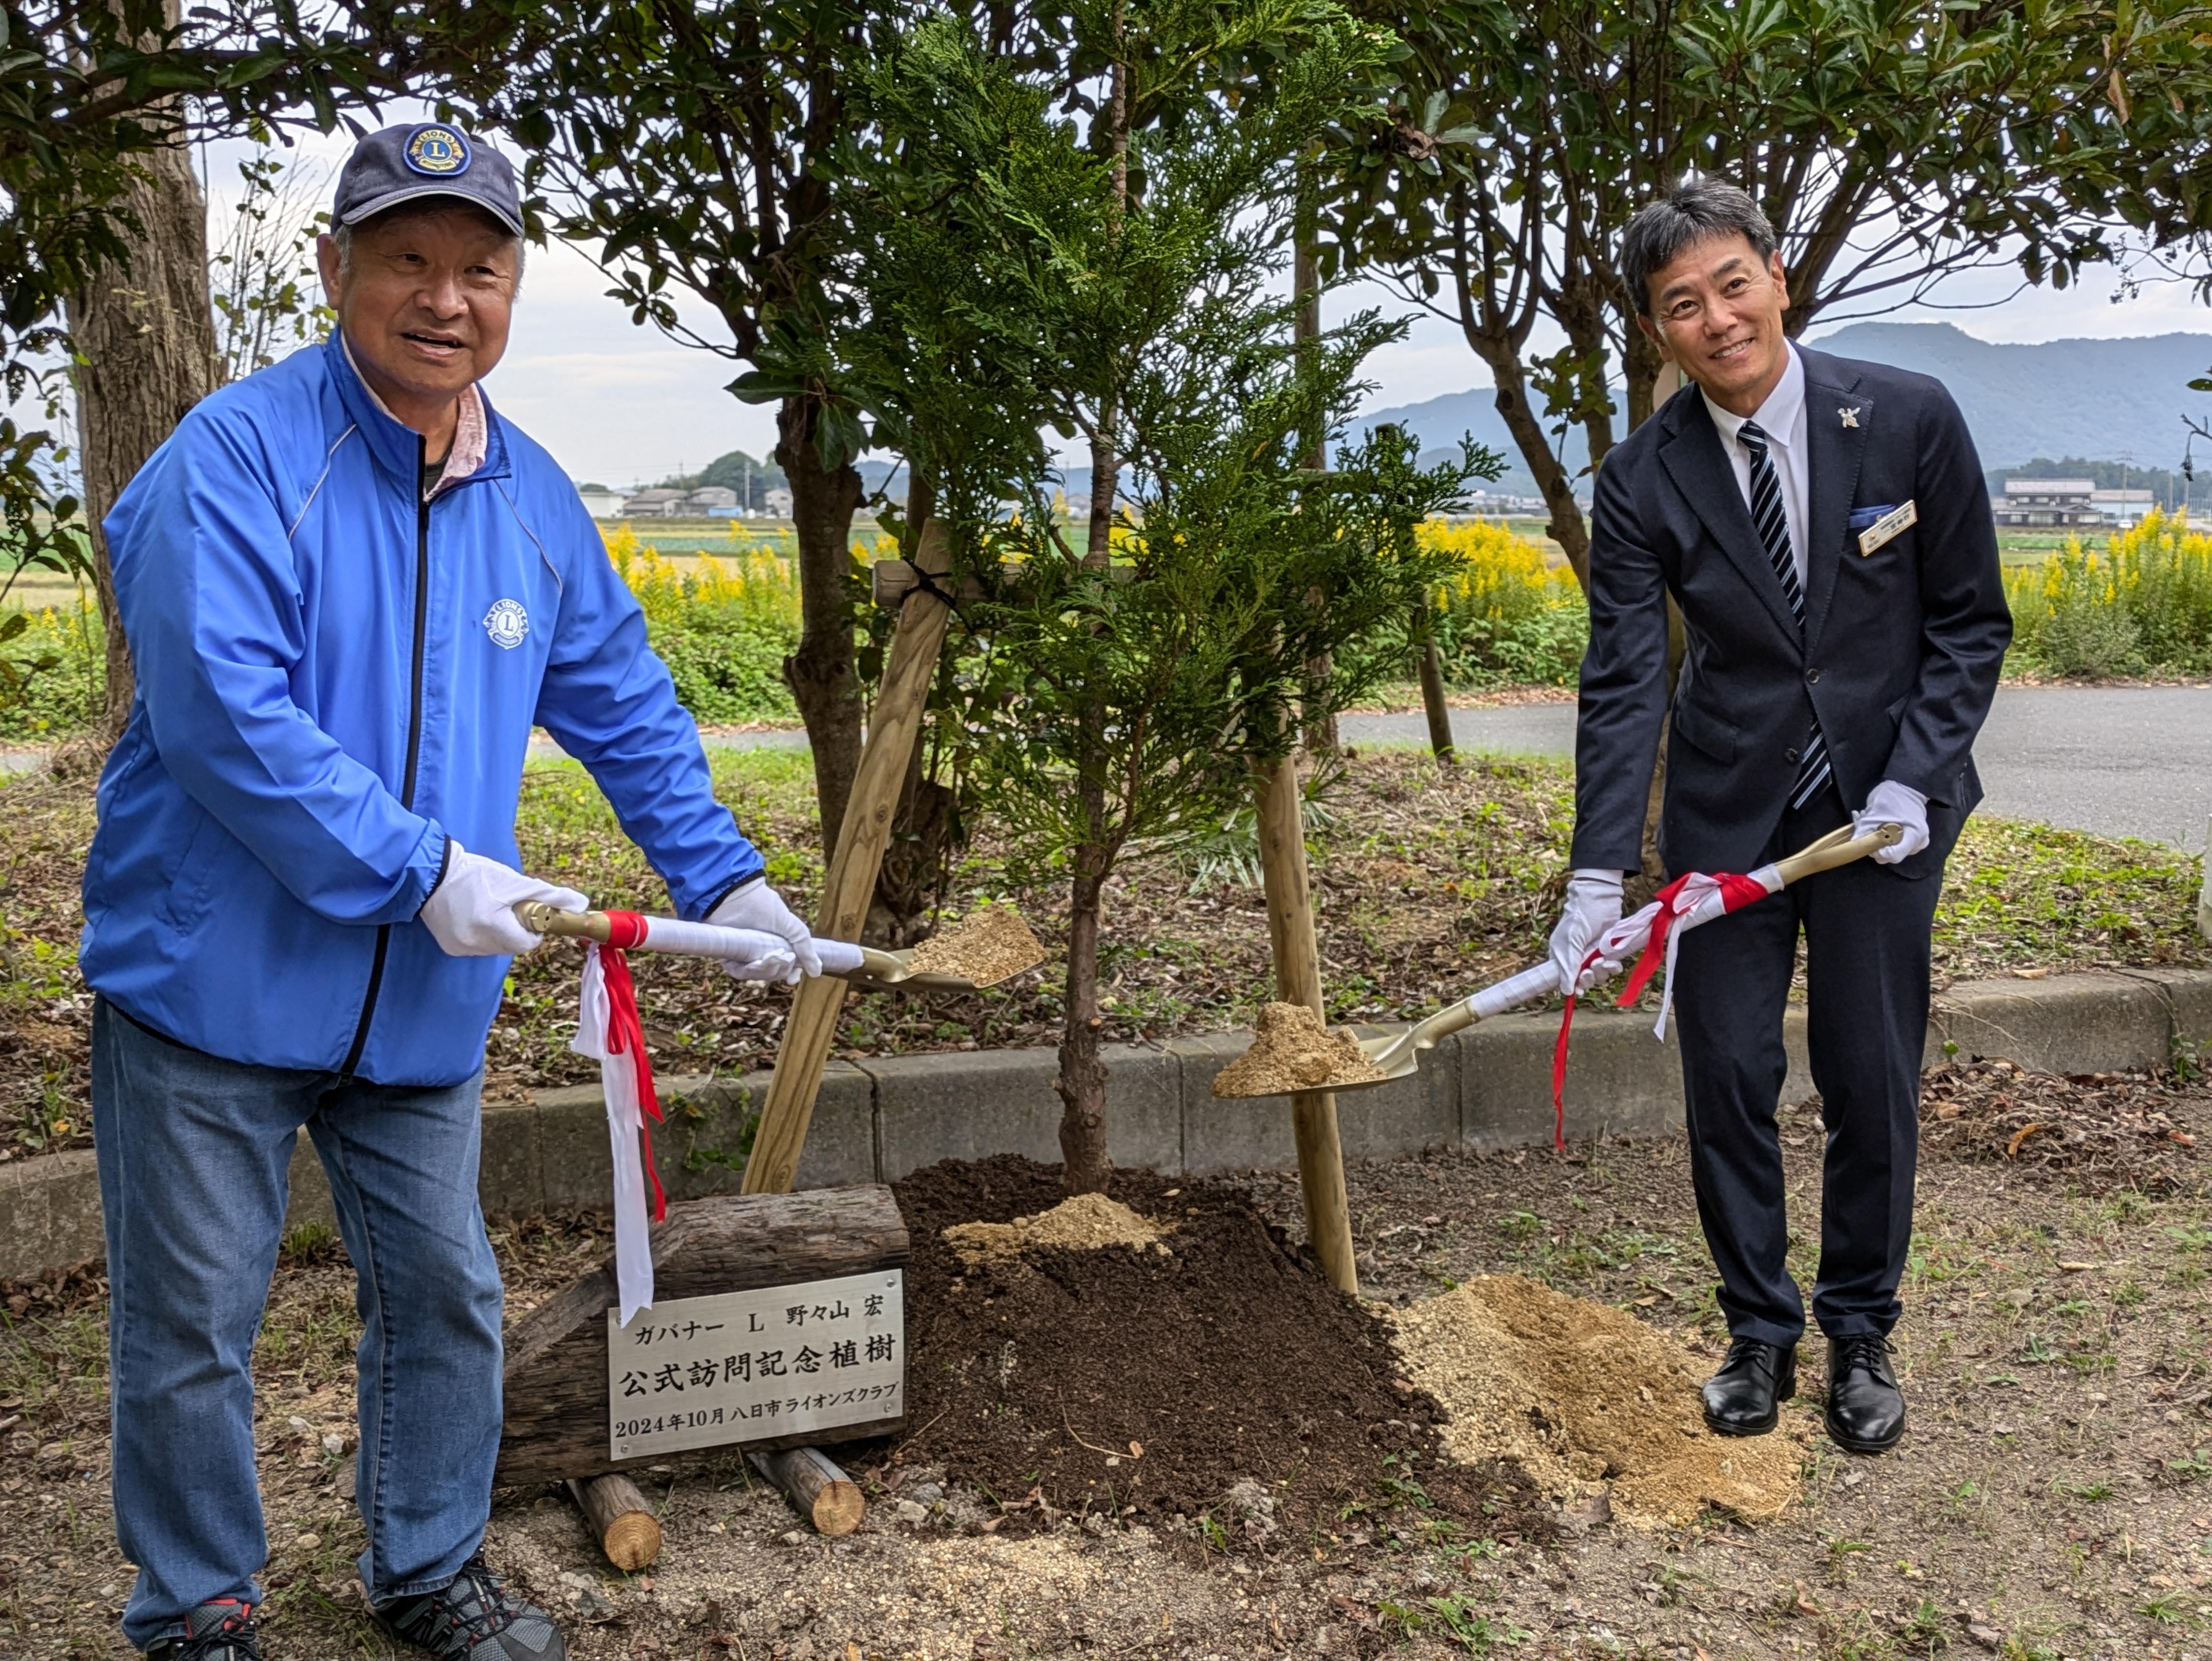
top-left (1620, 178), bottom-right (1776, 316)
top-left (331, 205), bottom-right (526, 293)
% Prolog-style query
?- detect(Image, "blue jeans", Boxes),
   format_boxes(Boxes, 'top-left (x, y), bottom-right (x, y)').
top-left (91, 999), bottom-right (504, 1650)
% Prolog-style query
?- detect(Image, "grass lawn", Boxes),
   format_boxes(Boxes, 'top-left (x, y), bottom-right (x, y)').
top-left (0, 746), bottom-right (2203, 1163)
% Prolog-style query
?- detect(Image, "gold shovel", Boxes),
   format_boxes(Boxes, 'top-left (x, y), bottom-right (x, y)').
top-left (514, 902), bottom-right (1045, 995)
top-left (1215, 820), bottom-right (1905, 1099)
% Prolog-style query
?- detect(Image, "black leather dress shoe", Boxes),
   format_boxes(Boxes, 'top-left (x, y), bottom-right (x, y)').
top-left (1825, 1334), bottom-right (1906, 1453)
top-left (1701, 1336), bottom-right (1797, 1436)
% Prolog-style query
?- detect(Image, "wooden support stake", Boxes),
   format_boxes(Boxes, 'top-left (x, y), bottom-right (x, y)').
top-left (1415, 614), bottom-right (1455, 762)
top-left (743, 522), bottom-right (958, 1196)
top-left (567, 1474), bottom-right (661, 1571)
top-left (1253, 752), bottom-right (1358, 1295)
top-left (749, 1446), bottom-right (866, 1537)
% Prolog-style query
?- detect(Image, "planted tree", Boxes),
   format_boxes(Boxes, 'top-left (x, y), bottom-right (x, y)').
top-left (814, 9), bottom-right (1476, 1193)
top-left (210, 146), bottom-right (335, 383)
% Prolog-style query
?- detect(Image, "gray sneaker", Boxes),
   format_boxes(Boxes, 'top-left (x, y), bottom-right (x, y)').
top-left (375, 1555), bottom-right (565, 1660)
top-left (147, 1598), bottom-right (261, 1660)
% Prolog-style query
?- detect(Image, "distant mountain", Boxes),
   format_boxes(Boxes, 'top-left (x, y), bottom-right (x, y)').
top-left (1354, 321), bottom-right (2212, 489)
top-left (1357, 385), bottom-right (1595, 498)
top-left (1801, 321), bottom-right (2212, 471)
top-left (838, 322), bottom-right (2212, 509)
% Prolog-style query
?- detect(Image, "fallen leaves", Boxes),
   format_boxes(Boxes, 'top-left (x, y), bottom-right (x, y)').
top-left (1920, 1060), bottom-right (2205, 1194)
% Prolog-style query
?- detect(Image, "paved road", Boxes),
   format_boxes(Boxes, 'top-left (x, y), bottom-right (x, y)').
top-left (1339, 686), bottom-right (2212, 853)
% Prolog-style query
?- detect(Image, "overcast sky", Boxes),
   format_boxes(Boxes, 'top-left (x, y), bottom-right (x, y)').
top-left (189, 126), bottom-right (2212, 490)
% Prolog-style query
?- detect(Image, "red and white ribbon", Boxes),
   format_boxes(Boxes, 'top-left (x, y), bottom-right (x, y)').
top-left (572, 912), bottom-right (667, 1328)
top-left (564, 909), bottom-right (856, 1326)
top-left (1542, 862), bottom-right (1783, 1154)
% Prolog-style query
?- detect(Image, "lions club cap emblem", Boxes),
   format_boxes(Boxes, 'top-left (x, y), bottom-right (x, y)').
top-left (404, 124), bottom-right (472, 177)
top-left (482, 598), bottom-right (528, 649)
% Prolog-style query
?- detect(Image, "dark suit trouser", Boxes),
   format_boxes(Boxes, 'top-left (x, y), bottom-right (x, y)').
top-left (1669, 785), bottom-right (1941, 1348)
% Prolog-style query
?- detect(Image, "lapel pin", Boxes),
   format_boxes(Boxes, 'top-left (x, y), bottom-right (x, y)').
top-left (1839, 407), bottom-right (1861, 428)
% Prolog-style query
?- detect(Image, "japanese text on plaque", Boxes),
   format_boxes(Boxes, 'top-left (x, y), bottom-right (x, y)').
top-left (607, 1271), bottom-right (904, 1460)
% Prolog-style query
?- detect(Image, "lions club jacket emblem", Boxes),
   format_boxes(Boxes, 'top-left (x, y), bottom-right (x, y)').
top-left (483, 598), bottom-right (529, 648)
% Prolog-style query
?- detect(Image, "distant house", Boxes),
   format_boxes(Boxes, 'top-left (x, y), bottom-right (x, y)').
top-left (1461, 489), bottom-right (1549, 517)
top-left (2090, 487), bottom-right (2155, 527)
top-left (1991, 478), bottom-right (2100, 529)
top-left (763, 487), bottom-right (794, 519)
top-left (620, 487), bottom-right (689, 518)
top-left (683, 485), bottom-right (741, 516)
top-left (575, 486), bottom-right (626, 520)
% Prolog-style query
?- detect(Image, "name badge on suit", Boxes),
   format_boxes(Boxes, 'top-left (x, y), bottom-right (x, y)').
top-left (1848, 500), bottom-right (1917, 556)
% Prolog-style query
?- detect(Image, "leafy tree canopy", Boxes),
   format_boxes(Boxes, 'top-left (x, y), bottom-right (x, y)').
top-left (1323, 0), bottom-right (2212, 573)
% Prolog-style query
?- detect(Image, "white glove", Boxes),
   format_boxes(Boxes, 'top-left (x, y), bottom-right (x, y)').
top-left (708, 880), bottom-right (822, 984)
top-left (418, 839), bottom-right (588, 957)
top-left (1854, 778), bottom-right (1930, 865)
top-left (1548, 868), bottom-right (1625, 997)
top-left (703, 930), bottom-right (800, 984)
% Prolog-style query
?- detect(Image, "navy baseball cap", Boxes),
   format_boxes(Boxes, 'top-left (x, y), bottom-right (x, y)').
top-left (332, 123), bottom-right (524, 237)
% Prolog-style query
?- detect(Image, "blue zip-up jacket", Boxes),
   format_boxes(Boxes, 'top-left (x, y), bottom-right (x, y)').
top-left (81, 337), bottom-right (764, 1086)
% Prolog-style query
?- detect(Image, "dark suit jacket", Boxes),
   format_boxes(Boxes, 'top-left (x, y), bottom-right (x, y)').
top-left (1568, 345), bottom-right (2011, 880)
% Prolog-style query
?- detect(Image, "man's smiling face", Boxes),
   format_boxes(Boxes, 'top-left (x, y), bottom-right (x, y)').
top-left (1639, 233), bottom-right (1793, 418)
top-left (318, 204), bottom-right (517, 429)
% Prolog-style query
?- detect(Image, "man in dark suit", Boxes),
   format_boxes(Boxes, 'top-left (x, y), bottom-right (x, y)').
top-left (1550, 179), bottom-right (2010, 1454)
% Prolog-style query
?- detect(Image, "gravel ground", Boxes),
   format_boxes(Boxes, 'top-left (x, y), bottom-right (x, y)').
top-left (11, 1064), bottom-right (2212, 1657)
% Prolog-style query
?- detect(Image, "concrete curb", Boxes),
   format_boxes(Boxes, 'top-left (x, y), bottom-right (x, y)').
top-left (6, 968), bottom-right (2209, 1283)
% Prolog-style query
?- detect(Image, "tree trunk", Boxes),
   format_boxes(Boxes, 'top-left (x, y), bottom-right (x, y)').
top-left (1414, 605), bottom-right (1454, 761)
top-left (65, 70), bottom-right (219, 743)
top-left (777, 395), bottom-right (866, 857)
top-left (1056, 38), bottom-right (1127, 1198)
top-left (1466, 337), bottom-right (1591, 589)
top-left (1055, 857), bottom-right (1111, 1195)
top-left (1061, 420), bottom-right (1116, 1192)
top-left (865, 731), bottom-right (956, 948)
top-left (1293, 174), bottom-right (1337, 758)
top-left (1622, 326), bottom-right (1667, 433)
top-left (866, 472), bottom-right (957, 945)
top-left (1061, 406), bottom-right (1116, 1194)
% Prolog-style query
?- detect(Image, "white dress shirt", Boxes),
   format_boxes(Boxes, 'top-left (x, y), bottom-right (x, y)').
top-left (1702, 343), bottom-right (1808, 587)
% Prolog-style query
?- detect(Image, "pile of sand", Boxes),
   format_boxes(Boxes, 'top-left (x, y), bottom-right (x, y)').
top-left (942, 1193), bottom-right (1168, 1268)
top-left (1211, 1001), bottom-right (1384, 1098)
top-left (1391, 1275), bottom-right (1804, 1529)
top-left (908, 907), bottom-right (1046, 986)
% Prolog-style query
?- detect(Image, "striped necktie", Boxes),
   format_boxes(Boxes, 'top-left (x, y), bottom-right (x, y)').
top-left (1737, 420), bottom-right (1831, 809)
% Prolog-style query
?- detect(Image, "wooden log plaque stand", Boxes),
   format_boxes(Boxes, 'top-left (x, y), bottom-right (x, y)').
top-left (498, 1186), bottom-right (910, 1492)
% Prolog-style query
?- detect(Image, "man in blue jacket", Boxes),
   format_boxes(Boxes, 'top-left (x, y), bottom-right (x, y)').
top-left (84, 125), bottom-right (818, 1661)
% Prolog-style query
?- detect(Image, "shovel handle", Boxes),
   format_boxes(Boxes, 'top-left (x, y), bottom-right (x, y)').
top-left (514, 905), bottom-right (902, 983)
top-left (1770, 820), bottom-right (1903, 886)
top-left (518, 903), bottom-right (612, 942)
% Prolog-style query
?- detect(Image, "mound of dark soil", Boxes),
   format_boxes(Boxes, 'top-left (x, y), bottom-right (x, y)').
top-left (1918, 1060), bottom-right (2208, 1193)
top-left (889, 1155), bottom-right (1546, 1543)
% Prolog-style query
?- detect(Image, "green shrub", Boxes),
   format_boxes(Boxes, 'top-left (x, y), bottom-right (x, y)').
top-left (1422, 518), bottom-right (1589, 687)
top-left (2005, 512), bottom-right (2212, 678)
top-left (606, 525), bottom-right (814, 722)
top-left (646, 599), bottom-right (799, 723)
top-left (0, 597), bottom-right (104, 742)
top-left (2034, 595), bottom-right (2143, 679)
